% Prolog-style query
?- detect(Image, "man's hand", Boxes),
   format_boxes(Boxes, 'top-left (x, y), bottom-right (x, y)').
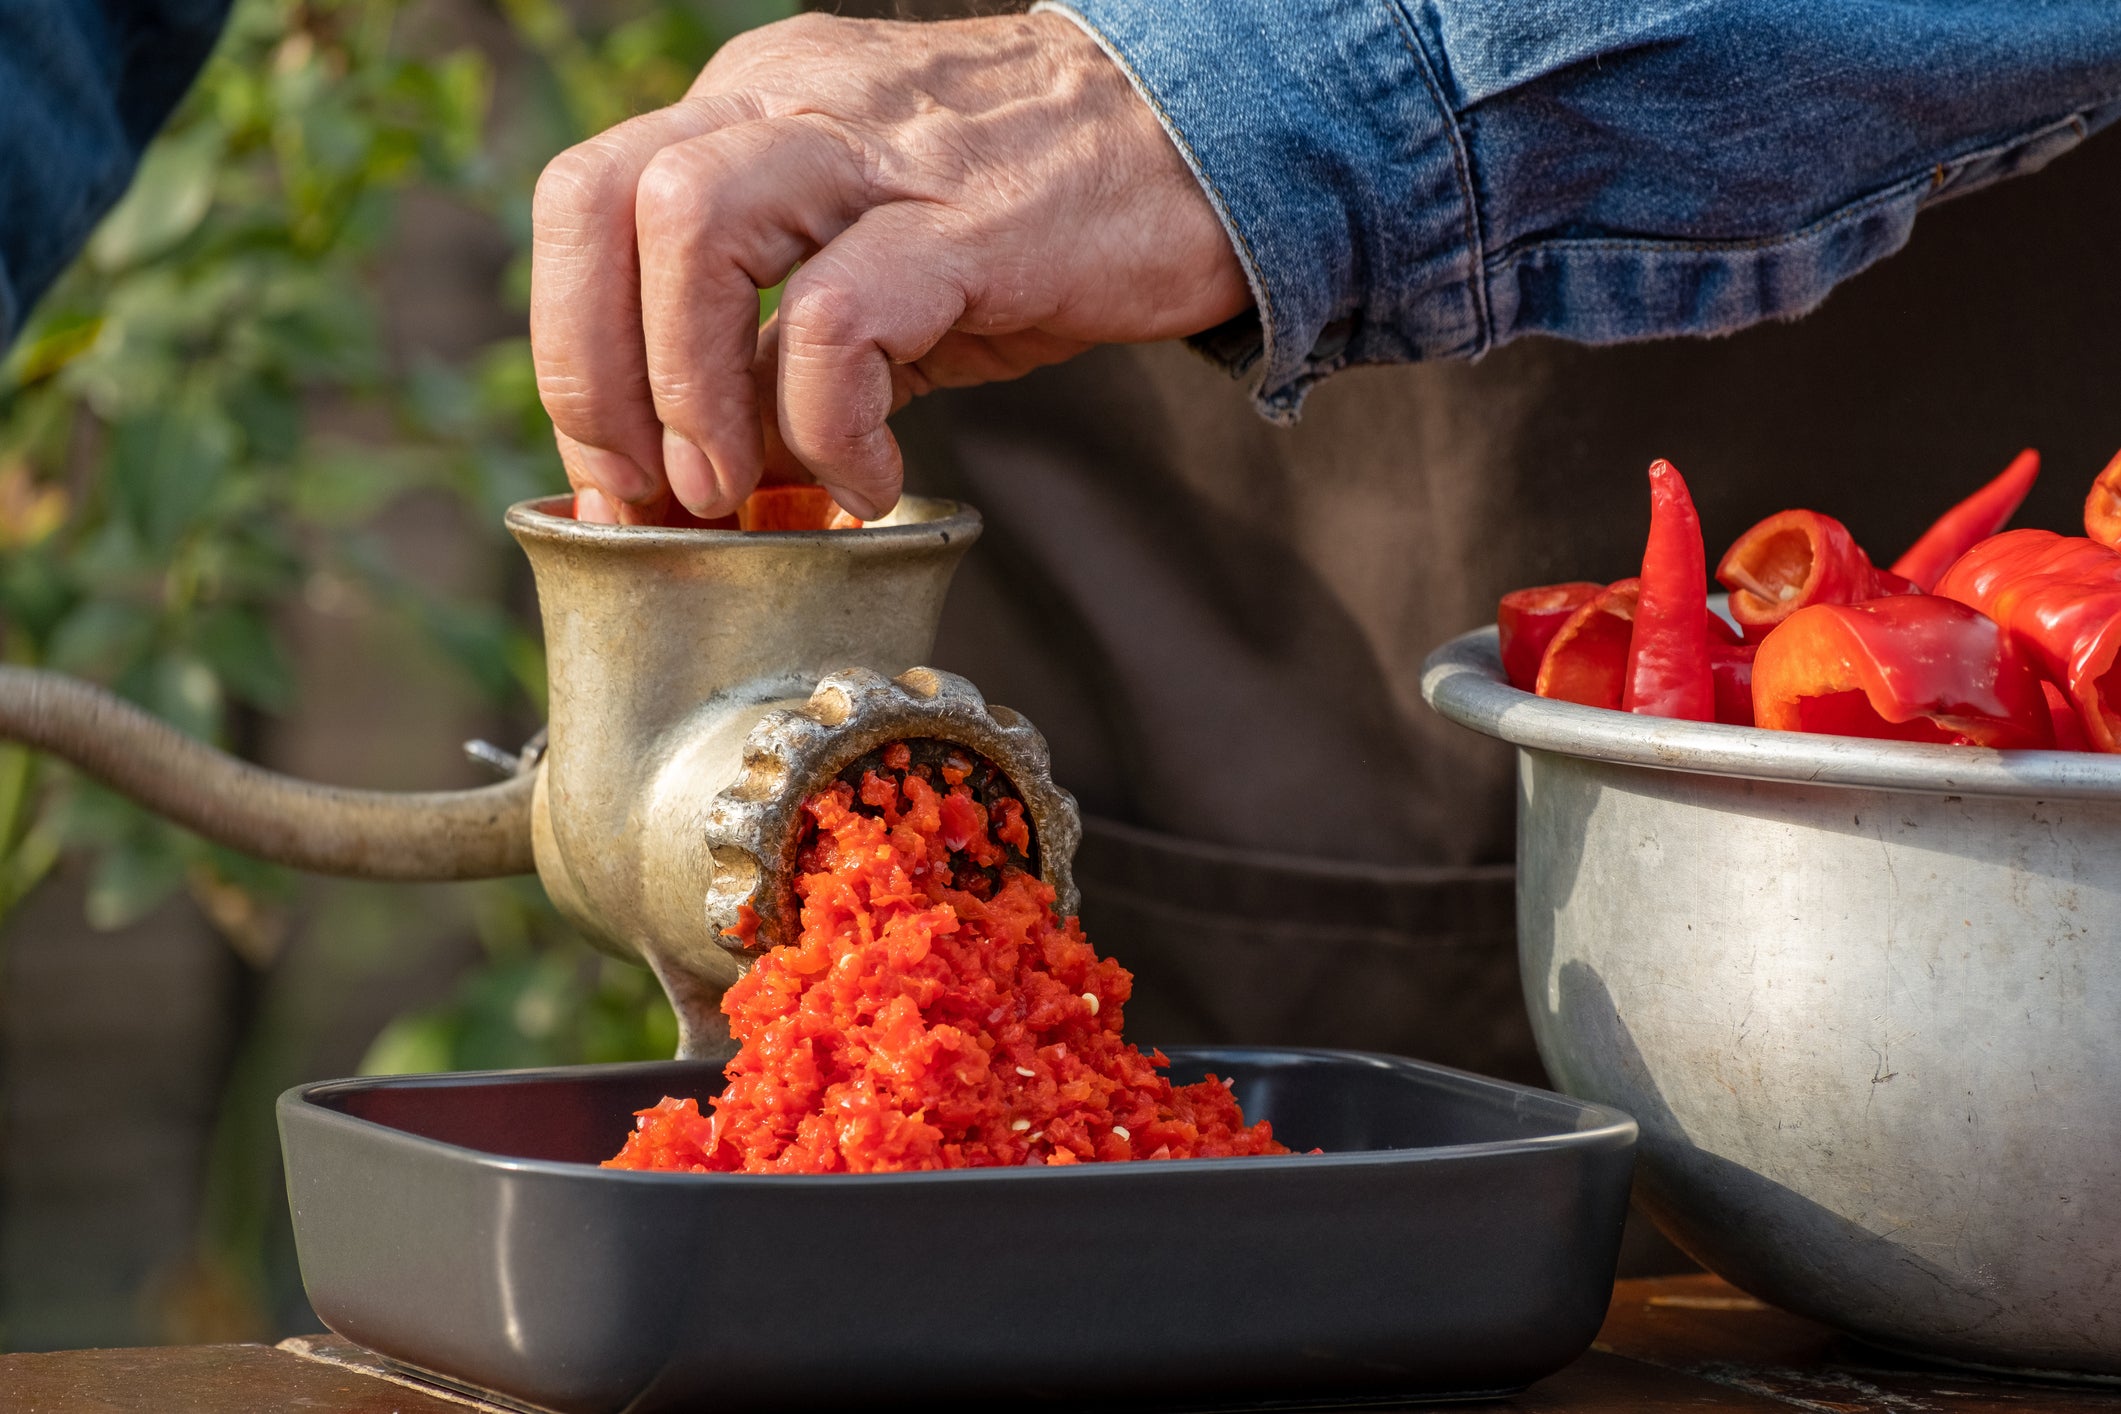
top-left (531, 11), bottom-right (1251, 524)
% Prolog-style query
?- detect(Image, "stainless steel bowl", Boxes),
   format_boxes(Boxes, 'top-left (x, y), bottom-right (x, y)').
top-left (1422, 625), bottom-right (2121, 1377)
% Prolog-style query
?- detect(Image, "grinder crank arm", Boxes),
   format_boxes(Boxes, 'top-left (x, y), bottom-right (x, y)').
top-left (0, 665), bottom-right (535, 879)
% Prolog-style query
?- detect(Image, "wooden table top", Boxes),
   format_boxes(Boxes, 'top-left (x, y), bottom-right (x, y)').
top-left (6, 1273), bottom-right (2119, 1413)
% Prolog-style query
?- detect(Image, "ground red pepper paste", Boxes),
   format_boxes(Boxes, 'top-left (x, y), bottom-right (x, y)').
top-left (605, 744), bottom-right (1288, 1173)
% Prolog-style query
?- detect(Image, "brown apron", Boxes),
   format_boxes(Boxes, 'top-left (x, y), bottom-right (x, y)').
top-left (836, 0), bottom-right (2121, 1083)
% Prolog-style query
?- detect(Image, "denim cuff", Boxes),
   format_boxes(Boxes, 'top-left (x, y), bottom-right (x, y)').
top-left (1034, 0), bottom-right (1484, 423)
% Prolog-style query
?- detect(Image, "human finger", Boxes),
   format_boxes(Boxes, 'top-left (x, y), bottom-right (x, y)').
top-left (561, 430), bottom-right (692, 527)
top-left (774, 206), bottom-right (969, 518)
top-left (573, 484), bottom-right (620, 525)
top-left (747, 317), bottom-right (811, 488)
top-left (635, 118), bottom-right (870, 517)
top-left (904, 328), bottom-right (1095, 392)
top-left (530, 95), bottom-right (759, 504)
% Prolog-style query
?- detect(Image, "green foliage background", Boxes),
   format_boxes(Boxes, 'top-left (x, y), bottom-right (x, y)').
top-left (0, 0), bottom-right (790, 1339)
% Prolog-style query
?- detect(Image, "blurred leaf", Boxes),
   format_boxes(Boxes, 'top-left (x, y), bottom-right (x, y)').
top-left (1, 312), bottom-right (104, 392)
top-left (85, 827), bottom-right (188, 929)
top-left (48, 780), bottom-right (144, 849)
top-left (360, 1012), bottom-right (458, 1075)
top-left (358, 911), bottom-right (678, 1076)
top-left (188, 861), bottom-right (292, 968)
top-left (89, 125), bottom-right (227, 271)
top-left (0, 819), bottom-right (63, 917)
top-left (0, 459), bottom-right (70, 548)
top-left (46, 599), bottom-right (157, 681)
top-left (191, 606), bottom-right (293, 712)
top-left (289, 442), bottom-right (427, 524)
top-left (221, 379), bottom-right (303, 465)
top-left (143, 652), bottom-right (227, 741)
top-left (108, 400), bottom-right (237, 549)
top-left (505, 631), bottom-right (548, 715)
top-left (0, 548), bottom-right (74, 643)
top-left (405, 593), bottom-right (538, 705)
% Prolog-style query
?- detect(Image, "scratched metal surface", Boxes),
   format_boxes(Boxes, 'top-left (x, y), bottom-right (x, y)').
top-left (1424, 629), bottom-right (2121, 1375)
top-left (1518, 747), bottom-right (2121, 1375)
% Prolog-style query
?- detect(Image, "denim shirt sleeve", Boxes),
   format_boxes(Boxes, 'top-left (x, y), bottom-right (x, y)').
top-left (1033, 0), bottom-right (2121, 422)
top-left (0, 0), bottom-right (233, 346)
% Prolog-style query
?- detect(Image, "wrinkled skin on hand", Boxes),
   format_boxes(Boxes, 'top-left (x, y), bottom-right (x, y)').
top-left (531, 12), bottom-right (1253, 525)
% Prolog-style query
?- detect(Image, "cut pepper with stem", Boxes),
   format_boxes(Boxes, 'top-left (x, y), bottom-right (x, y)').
top-left (1622, 460), bottom-right (1715, 721)
top-left (1935, 528), bottom-right (2121, 751)
top-left (1498, 582), bottom-right (1604, 691)
top-left (1751, 596), bottom-right (2053, 749)
top-left (1890, 449), bottom-right (2040, 592)
top-left (2081, 448), bottom-right (2121, 551)
top-left (1716, 509), bottom-right (1914, 642)
top-left (1535, 579), bottom-right (1639, 709)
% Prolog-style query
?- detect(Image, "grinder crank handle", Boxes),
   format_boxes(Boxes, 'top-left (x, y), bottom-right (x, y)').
top-left (0, 665), bottom-right (535, 880)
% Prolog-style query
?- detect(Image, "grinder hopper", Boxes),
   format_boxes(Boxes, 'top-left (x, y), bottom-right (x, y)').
top-left (0, 493), bottom-right (1080, 1059)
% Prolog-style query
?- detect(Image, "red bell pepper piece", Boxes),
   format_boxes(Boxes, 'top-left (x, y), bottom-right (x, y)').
top-left (2043, 682), bottom-right (2091, 752)
top-left (1889, 448), bottom-right (2040, 591)
top-left (570, 485), bottom-right (866, 531)
top-left (1622, 460), bottom-right (1714, 721)
top-left (737, 485), bottom-right (864, 531)
top-left (1535, 579), bottom-right (1640, 709)
top-left (1752, 596), bottom-right (2053, 749)
top-left (1934, 528), bottom-right (2121, 751)
top-left (2081, 448), bottom-right (2121, 551)
top-left (1498, 582), bottom-right (1604, 691)
top-left (1716, 509), bottom-right (1914, 642)
top-left (1709, 643), bottom-right (1756, 727)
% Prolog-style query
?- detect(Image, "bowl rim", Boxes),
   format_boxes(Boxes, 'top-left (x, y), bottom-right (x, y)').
top-left (1422, 623), bottom-right (2121, 800)
top-left (279, 1047), bottom-right (1639, 1186)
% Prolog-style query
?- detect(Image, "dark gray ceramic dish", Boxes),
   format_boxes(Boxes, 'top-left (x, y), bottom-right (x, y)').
top-left (280, 1048), bottom-right (1636, 1413)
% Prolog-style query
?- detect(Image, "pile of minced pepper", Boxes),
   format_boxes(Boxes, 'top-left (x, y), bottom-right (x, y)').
top-left (605, 743), bottom-right (1286, 1174)
top-left (1501, 447), bottom-right (2121, 752)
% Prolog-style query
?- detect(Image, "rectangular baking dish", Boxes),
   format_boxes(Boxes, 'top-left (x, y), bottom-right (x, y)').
top-left (280, 1047), bottom-right (1635, 1412)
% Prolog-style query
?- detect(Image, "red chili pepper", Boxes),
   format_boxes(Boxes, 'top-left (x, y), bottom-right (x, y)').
top-left (1535, 579), bottom-right (1640, 709)
top-left (1752, 596), bottom-right (2053, 749)
top-left (1709, 643), bottom-right (1756, 727)
top-left (1934, 528), bottom-right (2121, 751)
top-left (1497, 582), bottom-right (1604, 691)
top-left (1889, 449), bottom-right (2040, 591)
top-left (1622, 460), bottom-right (1715, 721)
top-left (2081, 448), bottom-right (2121, 551)
top-left (1716, 510), bottom-right (1913, 642)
